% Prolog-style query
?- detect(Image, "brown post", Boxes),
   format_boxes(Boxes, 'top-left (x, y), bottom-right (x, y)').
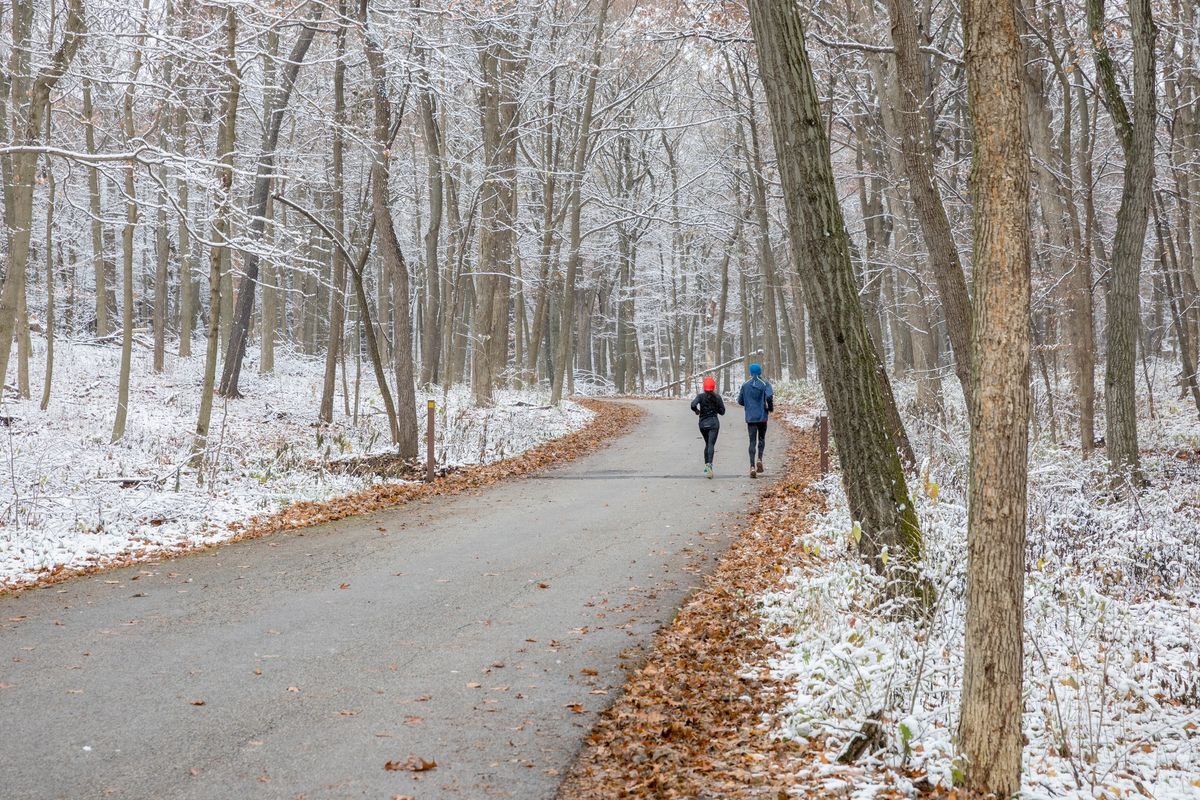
top-left (426, 399), bottom-right (436, 482)
top-left (818, 414), bottom-right (829, 476)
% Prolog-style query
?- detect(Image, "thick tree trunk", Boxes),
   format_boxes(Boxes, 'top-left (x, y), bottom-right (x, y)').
top-left (1088, 0), bottom-right (1157, 479)
top-left (748, 0), bottom-right (922, 580)
top-left (957, 0), bottom-right (1032, 792)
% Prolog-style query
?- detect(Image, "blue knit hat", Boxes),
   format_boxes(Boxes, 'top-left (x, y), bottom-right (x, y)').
top-left (749, 362), bottom-right (762, 377)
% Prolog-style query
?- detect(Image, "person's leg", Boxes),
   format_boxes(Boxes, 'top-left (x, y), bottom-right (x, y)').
top-left (707, 426), bottom-right (719, 465)
top-left (756, 422), bottom-right (767, 466)
top-left (747, 424), bottom-right (758, 467)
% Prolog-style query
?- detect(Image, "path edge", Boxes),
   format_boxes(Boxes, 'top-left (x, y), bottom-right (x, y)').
top-left (3, 399), bottom-right (645, 596)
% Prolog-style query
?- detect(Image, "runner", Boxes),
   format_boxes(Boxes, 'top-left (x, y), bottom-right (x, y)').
top-left (737, 363), bottom-right (774, 478)
top-left (690, 376), bottom-right (725, 479)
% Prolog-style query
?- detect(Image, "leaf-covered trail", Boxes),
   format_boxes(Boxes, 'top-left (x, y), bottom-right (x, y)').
top-left (0, 399), bottom-right (787, 800)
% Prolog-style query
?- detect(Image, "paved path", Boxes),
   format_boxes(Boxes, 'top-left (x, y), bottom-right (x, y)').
top-left (0, 400), bottom-right (788, 800)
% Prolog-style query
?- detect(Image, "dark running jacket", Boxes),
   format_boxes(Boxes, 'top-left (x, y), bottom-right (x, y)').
top-left (690, 391), bottom-right (726, 429)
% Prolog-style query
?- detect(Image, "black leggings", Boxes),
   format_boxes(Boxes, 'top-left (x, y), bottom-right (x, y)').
top-left (748, 421), bottom-right (767, 465)
top-left (700, 424), bottom-right (719, 465)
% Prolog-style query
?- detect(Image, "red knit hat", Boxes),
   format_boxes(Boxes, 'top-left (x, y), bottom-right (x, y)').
top-left (703, 376), bottom-right (716, 392)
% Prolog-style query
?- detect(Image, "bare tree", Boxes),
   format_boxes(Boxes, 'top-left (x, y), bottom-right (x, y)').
top-left (748, 0), bottom-right (923, 581)
top-left (1088, 0), bottom-right (1158, 479)
top-left (957, 0), bottom-right (1032, 791)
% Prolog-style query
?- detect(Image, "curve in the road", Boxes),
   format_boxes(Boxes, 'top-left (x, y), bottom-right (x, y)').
top-left (0, 399), bottom-right (790, 800)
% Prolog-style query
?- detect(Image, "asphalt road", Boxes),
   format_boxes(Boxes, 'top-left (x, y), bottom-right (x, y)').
top-left (0, 399), bottom-right (788, 800)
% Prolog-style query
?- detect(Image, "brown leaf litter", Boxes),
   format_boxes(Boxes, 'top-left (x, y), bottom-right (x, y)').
top-left (557, 416), bottom-right (825, 799)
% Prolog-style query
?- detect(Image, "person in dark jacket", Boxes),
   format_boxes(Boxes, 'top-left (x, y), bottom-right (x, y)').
top-left (690, 376), bottom-right (725, 479)
top-left (737, 362), bottom-right (774, 478)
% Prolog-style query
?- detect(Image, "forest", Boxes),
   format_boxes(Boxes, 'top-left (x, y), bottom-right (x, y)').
top-left (1, 0), bottom-right (1199, 797)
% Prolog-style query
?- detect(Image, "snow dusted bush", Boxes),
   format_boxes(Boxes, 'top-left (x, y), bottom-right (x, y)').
top-left (761, 368), bottom-right (1200, 799)
top-left (0, 339), bottom-right (593, 589)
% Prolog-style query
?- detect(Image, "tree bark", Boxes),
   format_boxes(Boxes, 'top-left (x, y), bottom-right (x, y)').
top-left (748, 0), bottom-right (923, 580)
top-left (957, 0), bottom-right (1032, 792)
top-left (1088, 0), bottom-right (1157, 479)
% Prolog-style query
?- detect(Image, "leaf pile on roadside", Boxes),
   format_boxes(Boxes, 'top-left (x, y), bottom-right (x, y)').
top-left (558, 418), bottom-right (824, 799)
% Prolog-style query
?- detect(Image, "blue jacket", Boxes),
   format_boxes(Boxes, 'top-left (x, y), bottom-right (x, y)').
top-left (737, 377), bottom-right (774, 423)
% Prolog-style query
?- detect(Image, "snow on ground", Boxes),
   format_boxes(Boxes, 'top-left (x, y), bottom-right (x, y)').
top-left (0, 338), bottom-right (593, 590)
top-left (765, 367), bottom-right (1200, 799)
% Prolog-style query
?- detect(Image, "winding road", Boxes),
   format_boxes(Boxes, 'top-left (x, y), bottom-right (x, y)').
top-left (0, 399), bottom-right (789, 799)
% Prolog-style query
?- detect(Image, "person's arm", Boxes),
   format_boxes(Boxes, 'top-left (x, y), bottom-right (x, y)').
top-left (766, 384), bottom-right (774, 414)
top-left (690, 395), bottom-right (701, 415)
top-left (737, 384), bottom-right (745, 406)
top-left (717, 395), bottom-right (726, 415)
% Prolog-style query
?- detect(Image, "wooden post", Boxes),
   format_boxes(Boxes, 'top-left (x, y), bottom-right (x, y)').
top-left (819, 414), bottom-right (829, 477)
top-left (426, 399), bottom-right (436, 482)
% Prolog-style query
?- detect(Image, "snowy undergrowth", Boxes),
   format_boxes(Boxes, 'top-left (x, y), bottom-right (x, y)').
top-left (1, 339), bottom-right (593, 589)
top-left (763, 368), bottom-right (1200, 799)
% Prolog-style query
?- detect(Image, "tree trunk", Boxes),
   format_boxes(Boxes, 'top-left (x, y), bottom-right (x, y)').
top-left (112, 0), bottom-right (150, 443)
top-left (0, 0), bottom-right (84, 392)
top-left (957, 0), bottom-right (1032, 791)
top-left (360, 0), bottom-right (418, 458)
top-left (1088, 0), bottom-right (1157, 479)
top-left (551, 0), bottom-right (609, 406)
top-left (883, 0), bottom-right (974, 407)
top-left (193, 7), bottom-right (239, 466)
top-left (219, 9), bottom-right (321, 397)
top-left (748, 0), bottom-right (922, 581)
top-left (417, 40), bottom-right (444, 387)
top-left (39, 109), bottom-right (56, 411)
top-left (82, 79), bottom-right (115, 340)
top-left (320, 5), bottom-right (349, 422)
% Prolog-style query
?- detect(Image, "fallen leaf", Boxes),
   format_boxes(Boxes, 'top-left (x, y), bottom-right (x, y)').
top-left (384, 757), bottom-right (437, 772)
top-left (467, 682), bottom-right (482, 689)
top-left (339, 583), bottom-right (351, 590)
top-left (189, 699), bottom-right (206, 706)
top-left (565, 703), bottom-right (586, 714)
top-left (537, 582), bottom-right (550, 589)
top-left (286, 686), bottom-right (299, 693)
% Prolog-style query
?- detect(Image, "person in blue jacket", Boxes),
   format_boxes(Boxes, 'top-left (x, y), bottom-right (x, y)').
top-left (737, 362), bottom-right (774, 478)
